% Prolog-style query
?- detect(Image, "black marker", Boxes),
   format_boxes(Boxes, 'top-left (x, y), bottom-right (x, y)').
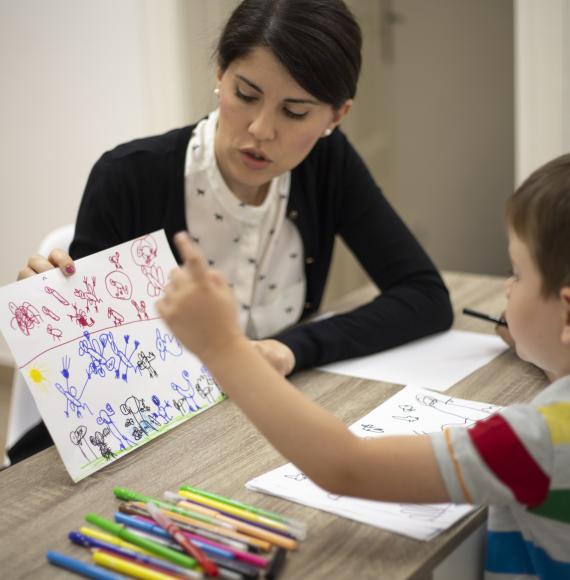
top-left (462, 308), bottom-right (507, 327)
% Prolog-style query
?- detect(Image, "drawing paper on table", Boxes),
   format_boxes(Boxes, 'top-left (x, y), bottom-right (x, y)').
top-left (0, 230), bottom-right (224, 482)
top-left (319, 330), bottom-right (508, 391)
top-left (247, 386), bottom-right (501, 541)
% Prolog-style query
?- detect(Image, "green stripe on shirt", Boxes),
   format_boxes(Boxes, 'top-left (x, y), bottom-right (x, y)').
top-left (530, 489), bottom-right (570, 524)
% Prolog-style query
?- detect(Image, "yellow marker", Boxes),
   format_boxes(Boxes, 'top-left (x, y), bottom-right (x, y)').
top-left (79, 527), bottom-right (152, 556)
top-left (92, 550), bottom-right (178, 580)
top-left (178, 489), bottom-right (299, 547)
top-left (176, 500), bottom-right (298, 551)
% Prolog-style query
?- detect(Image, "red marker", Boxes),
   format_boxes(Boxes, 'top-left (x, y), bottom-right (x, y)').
top-left (146, 502), bottom-right (219, 577)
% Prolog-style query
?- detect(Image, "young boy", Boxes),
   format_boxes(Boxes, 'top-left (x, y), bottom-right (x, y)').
top-left (157, 154), bottom-right (570, 578)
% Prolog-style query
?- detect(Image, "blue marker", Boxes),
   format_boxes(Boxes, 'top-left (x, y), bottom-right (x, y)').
top-left (68, 532), bottom-right (201, 579)
top-left (114, 512), bottom-right (171, 540)
top-left (114, 513), bottom-right (235, 559)
top-left (46, 550), bottom-right (123, 580)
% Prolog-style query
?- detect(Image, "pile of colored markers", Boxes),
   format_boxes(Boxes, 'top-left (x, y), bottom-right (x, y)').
top-left (46, 485), bottom-right (307, 579)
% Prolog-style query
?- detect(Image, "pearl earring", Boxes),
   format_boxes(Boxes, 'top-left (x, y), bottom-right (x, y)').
top-left (322, 128), bottom-right (332, 137)
top-left (214, 87), bottom-right (220, 97)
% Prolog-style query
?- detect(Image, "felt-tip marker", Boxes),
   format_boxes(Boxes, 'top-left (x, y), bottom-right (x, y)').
top-left (462, 308), bottom-right (507, 326)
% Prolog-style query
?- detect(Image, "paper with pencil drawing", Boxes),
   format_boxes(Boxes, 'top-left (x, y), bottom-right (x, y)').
top-left (319, 329), bottom-right (508, 391)
top-left (247, 386), bottom-right (501, 541)
top-left (0, 230), bottom-right (224, 482)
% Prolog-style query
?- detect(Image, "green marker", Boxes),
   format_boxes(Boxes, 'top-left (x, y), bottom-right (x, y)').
top-left (113, 487), bottom-right (232, 529)
top-left (85, 513), bottom-right (197, 569)
top-left (180, 485), bottom-right (307, 532)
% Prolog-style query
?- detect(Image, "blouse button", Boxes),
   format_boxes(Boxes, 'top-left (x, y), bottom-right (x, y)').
top-left (305, 257), bottom-right (315, 265)
top-left (288, 210), bottom-right (298, 220)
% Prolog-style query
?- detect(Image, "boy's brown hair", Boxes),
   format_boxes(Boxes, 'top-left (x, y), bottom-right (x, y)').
top-left (506, 153), bottom-right (570, 297)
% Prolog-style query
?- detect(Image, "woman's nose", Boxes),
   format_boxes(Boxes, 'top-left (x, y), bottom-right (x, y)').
top-left (248, 108), bottom-right (276, 141)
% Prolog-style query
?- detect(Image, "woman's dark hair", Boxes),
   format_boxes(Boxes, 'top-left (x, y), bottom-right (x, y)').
top-left (216, 0), bottom-right (362, 109)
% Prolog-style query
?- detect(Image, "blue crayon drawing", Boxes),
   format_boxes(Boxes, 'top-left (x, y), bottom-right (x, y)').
top-left (151, 394), bottom-right (173, 424)
top-left (171, 370), bottom-right (201, 415)
top-left (96, 403), bottom-right (134, 450)
top-left (55, 356), bottom-right (93, 419)
top-left (155, 327), bottom-right (183, 361)
top-left (78, 330), bottom-right (140, 382)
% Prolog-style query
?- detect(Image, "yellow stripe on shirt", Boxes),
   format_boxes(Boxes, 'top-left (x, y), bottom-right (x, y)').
top-left (538, 403), bottom-right (570, 444)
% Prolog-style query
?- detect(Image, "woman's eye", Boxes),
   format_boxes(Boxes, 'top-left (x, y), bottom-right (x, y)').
top-left (283, 108), bottom-right (308, 120)
top-left (235, 87), bottom-right (257, 103)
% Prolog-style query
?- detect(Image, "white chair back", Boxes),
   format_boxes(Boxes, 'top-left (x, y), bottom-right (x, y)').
top-left (4, 224), bottom-right (75, 465)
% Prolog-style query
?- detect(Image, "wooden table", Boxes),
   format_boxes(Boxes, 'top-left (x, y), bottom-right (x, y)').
top-left (0, 272), bottom-right (547, 579)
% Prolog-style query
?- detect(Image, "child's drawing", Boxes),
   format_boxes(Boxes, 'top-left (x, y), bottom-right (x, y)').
top-left (42, 306), bottom-right (60, 321)
top-left (73, 276), bottom-right (102, 313)
top-left (45, 285), bottom-right (70, 305)
top-left (68, 304), bottom-right (95, 328)
top-left (246, 386), bottom-right (501, 541)
top-left (105, 271), bottom-right (133, 300)
top-left (9, 301), bottom-right (42, 335)
top-left (0, 230), bottom-right (225, 482)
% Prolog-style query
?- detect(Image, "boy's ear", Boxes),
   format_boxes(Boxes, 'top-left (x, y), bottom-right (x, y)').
top-left (561, 287), bottom-right (570, 345)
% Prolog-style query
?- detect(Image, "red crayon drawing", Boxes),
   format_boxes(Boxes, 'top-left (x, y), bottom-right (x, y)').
top-left (107, 307), bottom-right (125, 326)
top-left (45, 286), bottom-right (70, 305)
top-left (131, 235), bottom-right (165, 297)
top-left (131, 235), bottom-right (158, 267)
top-left (105, 271), bottom-right (133, 301)
top-left (131, 299), bottom-right (149, 321)
top-left (109, 251), bottom-right (123, 270)
top-left (46, 324), bottom-right (63, 342)
top-left (9, 301), bottom-right (42, 336)
top-left (68, 304), bottom-right (95, 328)
top-left (74, 276), bottom-right (102, 313)
top-left (42, 305), bottom-right (61, 321)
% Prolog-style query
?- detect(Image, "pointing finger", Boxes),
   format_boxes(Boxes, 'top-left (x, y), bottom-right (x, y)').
top-left (174, 232), bottom-right (208, 281)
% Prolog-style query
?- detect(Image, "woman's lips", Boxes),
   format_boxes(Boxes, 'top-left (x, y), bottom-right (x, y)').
top-left (239, 148), bottom-right (273, 170)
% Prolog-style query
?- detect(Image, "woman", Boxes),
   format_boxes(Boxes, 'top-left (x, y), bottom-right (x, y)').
top-left (11, 0), bottom-right (452, 462)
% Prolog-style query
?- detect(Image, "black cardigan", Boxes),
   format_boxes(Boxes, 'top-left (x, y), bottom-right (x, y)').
top-left (8, 124), bottom-right (454, 464)
top-left (70, 123), bottom-right (453, 371)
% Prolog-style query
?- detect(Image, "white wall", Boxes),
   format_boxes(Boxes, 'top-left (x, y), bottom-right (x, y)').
top-left (515, 0), bottom-right (570, 184)
top-left (0, 0), bottom-right (210, 364)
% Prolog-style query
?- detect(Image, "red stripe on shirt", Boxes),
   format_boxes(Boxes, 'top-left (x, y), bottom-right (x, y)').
top-left (467, 414), bottom-right (550, 507)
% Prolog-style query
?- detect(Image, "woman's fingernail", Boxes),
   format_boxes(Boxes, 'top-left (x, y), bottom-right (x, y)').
top-left (65, 264), bottom-right (75, 274)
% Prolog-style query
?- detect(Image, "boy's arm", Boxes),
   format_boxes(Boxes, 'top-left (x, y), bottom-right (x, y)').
top-left (157, 233), bottom-right (450, 504)
top-left (208, 338), bottom-right (449, 503)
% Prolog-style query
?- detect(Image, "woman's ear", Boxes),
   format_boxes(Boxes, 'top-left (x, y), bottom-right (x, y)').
top-left (330, 99), bottom-right (353, 129)
top-left (560, 287), bottom-right (570, 345)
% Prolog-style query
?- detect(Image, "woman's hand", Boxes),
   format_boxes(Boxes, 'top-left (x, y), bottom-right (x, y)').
top-left (251, 339), bottom-right (295, 376)
top-left (17, 249), bottom-right (75, 280)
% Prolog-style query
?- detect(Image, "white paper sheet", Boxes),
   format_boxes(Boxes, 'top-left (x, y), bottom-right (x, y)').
top-left (247, 386), bottom-right (501, 541)
top-left (319, 329), bottom-right (507, 391)
top-left (0, 230), bottom-right (224, 482)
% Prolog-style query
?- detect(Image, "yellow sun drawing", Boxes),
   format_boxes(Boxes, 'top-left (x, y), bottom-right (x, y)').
top-left (27, 366), bottom-right (50, 393)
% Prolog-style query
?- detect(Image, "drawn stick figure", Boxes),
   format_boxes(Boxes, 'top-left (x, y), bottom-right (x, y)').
top-left (70, 425), bottom-right (97, 460)
top-left (137, 351), bottom-right (157, 378)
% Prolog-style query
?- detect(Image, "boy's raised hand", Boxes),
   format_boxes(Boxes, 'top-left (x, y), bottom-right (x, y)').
top-left (156, 232), bottom-right (243, 364)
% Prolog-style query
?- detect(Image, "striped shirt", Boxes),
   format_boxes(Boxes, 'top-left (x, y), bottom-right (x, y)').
top-left (431, 376), bottom-right (570, 579)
